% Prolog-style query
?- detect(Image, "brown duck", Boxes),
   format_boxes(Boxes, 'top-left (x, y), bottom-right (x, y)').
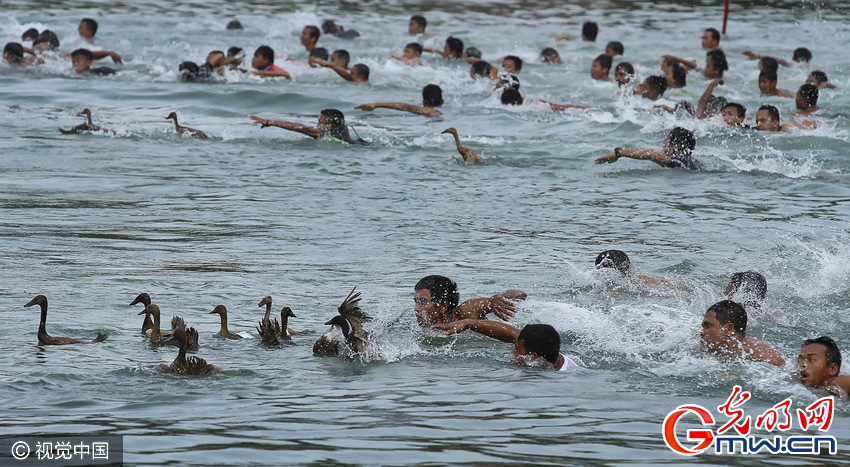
top-left (24, 295), bottom-right (108, 345)
top-left (129, 292), bottom-right (156, 336)
top-left (59, 108), bottom-right (114, 135)
top-left (138, 304), bottom-right (198, 349)
top-left (441, 127), bottom-right (486, 164)
top-left (162, 317), bottom-right (220, 375)
top-left (166, 112), bottom-right (209, 139)
top-left (209, 305), bottom-right (242, 340)
top-left (313, 287), bottom-right (372, 356)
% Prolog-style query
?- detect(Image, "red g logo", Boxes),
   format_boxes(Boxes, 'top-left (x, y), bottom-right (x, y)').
top-left (663, 404), bottom-right (716, 455)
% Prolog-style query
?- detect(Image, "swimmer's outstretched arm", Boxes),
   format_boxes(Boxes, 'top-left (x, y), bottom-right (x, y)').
top-left (542, 101), bottom-right (588, 112)
top-left (422, 47), bottom-right (452, 59)
top-left (741, 50), bottom-right (791, 67)
top-left (432, 319), bottom-right (520, 343)
top-left (250, 69), bottom-right (292, 79)
top-left (781, 120), bottom-right (817, 132)
top-left (355, 102), bottom-right (441, 116)
top-left (695, 78), bottom-right (724, 119)
top-left (388, 54), bottom-right (421, 66)
top-left (92, 50), bottom-right (122, 63)
top-left (456, 289), bottom-right (527, 321)
top-left (249, 116), bottom-right (321, 138)
top-left (314, 59), bottom-right (365, 83)
top-left (662, 55), bottom-right (698, 71)
top-left (555, 34), bottom-right (576, 41)
top-left (595, 148), bottom-right (669, 167)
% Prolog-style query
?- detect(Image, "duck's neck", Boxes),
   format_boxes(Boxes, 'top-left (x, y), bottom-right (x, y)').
top-left (172, 342), bottom-right (187, 372)
top-left (141, 313), bottom-right (153, 333)
top-left (450, 132), bottom-right (464, 152)
top-left (37, 302), bottom-right (52, 343)
top-left (218, 312), bottom-right (229, 335)
top-left (85, 112), bottom-right (93, 125)
top-left (337, 318), bottom-right (351, 338)
top-left (263, 303), bottom-right (272, 324)
top-left (281, 315), bottom-right (290, 338)
top-left (170, 117), bottom-right (180, 131)
top-left (150, 313), bottom-right (161, 341)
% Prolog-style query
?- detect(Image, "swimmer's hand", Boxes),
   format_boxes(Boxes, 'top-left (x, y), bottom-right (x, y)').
top-left (312, 58), bottom-right (331, 68)
top-left (249, 116), bottom-right (271, 128)
top-left (431, 320), bottom-right (473, 336)
top-left (108, 52), bottom-right (123, 64)
top-left (355, 104), bottom-right (376, 111)
top-left (595, 152), bottom-right (619, 164)
top-left (654, 104), bottom-right (675, 114)
top-left (710, 78), bottom-right (724, 87)
top-left (489, 294), bottom-right (517, 321)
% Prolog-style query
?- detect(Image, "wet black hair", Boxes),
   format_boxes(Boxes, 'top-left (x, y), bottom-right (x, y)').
top-left (178, 61), bottom-right (200, 78)
top-left (71, 48), bottom-right (93, 61)
top-left (793, 47), bottom-right (812, 63)
top-left (595, 250), bottom-right (631, 275)
top-left (352, 63), bottom-right (369, 80)
top-left (760, 56), bottom-right (779, 74)
top-left (802, 336), bottom-right (842, 372)
top-left (707, 49), bottom-right (728, 77)
top-left (305, 25), bottom-right (321, 40)
top-left (671, 62), bottom-right (687, 87)
top-left (254, 45), bottom-right (275, 63)
top-left (582, 21), bottom-right (599, 41)
top-left (321, 20), bottom-right (338, 35)
top-left (309, 47), bottom-right (329, 61)
top-left (540, 47), bottom-right (559, 63)
top-left (80, 18), bottom-right (98, 35)
top-left (503, 55), bottom-right (522, 72)
top-left (464, 47), bottom-right (482, 59)
top-left (758, 104), bottom-right (781, 124)
top-left (226, 19), bottom-right (243, 30)
top-left (499, 74), bottom-right (520, 91)
top-left (471, 60), bottom-right (491, 77)
top-left (705, 27), bottom-right (721, 43)
top-left (725, 102), bottom-right (746, 119)
top-left (320, 108), bottom-right (346, 126)
top-left (422, 84), bottom-right (443, 107)
top-left (227, 46), bottom-right (243, 57)
top-left (414, 275), bottom-right (459, 313)
top-left (34, 30), bottom-right (60, 49)
top-left (446, 37), bottom-right (464, 58)
top-left (405, 42), bottom-right (423, 55)
top-left (674, 100), bottom-right (695, 116)
top-left (708, 300), bottom-right (747, 336)
top-left (759, 69), bottom-right (778, 83)
top-left (606, 41), bottom-right (624, 55)
top-left (706, 96), bottom-right (727, 115)
top-left (517, 324), bottom-right (561, 365)
top-left (410, 15), bottom-right (427, 29)
top-left (615, 62), bottom-right (634, 75)
top-left (21, 28), bottom-right (39, 42)
top-left (727, 271), bottom-right (767, 304)
top-left (810, 70), bottom-right (829, 85)
top-left (3, 42), bottom-right (24, 62)
top-left (668, 127), bottom-right (696, 156)
top-left (799, 83), bottom-right (819, 106)
top-left (501, 88), bottom-right (523, 105)
top-left (646, 75), bottom-right (668, 96)
top-left (594, 53), bottom-right (612, 72)
top-left (332, 49), bottom-right (350, 67)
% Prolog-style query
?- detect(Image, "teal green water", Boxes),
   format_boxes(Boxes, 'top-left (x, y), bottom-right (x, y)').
top-left (2, 0), bottom-right (850, 465)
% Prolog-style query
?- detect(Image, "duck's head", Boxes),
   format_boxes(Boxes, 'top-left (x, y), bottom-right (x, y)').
top-left (325, 315), bottom-right (350, 336)
top-left (166, 112), bottom-right (178, 121)
top-left (258, 295), bottom-right (272, 307)
top-left (441, 127), bottom-right (458, 136)
top-left (138, 303), bottom-right (160, 317)
top-left (209, 304), bottom-right (227, 315)
top-left (79, 108), bottom-right (92, 118)
top-left (281, 307), bottom-right (296, 319)
top-left (24, 295), bottom-right (47, 308)
top-left (129, 292), bottom-right (151, 306)
top-left (166, 325), bottom-right (189, 347)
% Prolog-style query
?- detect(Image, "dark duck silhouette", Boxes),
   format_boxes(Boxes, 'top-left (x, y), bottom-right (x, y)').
top-left (129, 292), bottom-right (156, 336)
top-left (166, 112), bottom-right (209, 139)
top-left (209, 305), bottom-right (242, 340)
top-left (24, 295), bottom-right (107, 345)
top-left (255, 296), bottom-right (297, 346)
top-left (157, 317), bottom-right (220, 375)
top-left (138, 304), bottom-right (198, 349)
top-left (441, 127), bottom-right (486, 164)
top-left (59, 108), bottom-right (114, 135)
top-left (313, 287), bottom-right (372, 356)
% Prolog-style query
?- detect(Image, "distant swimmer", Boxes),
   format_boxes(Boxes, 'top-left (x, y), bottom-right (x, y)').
top-left (790, 84), bottom-right (822, 116)
top-left (423, 36), bottom-right (463, 60)
top-left (590, 54), bottom-right (613, 81)
top-left (656, 78), bottom-right (724, 118)
top-left (300, 25), bottom-right (321, 52)
top-left (807, 70), bottom-right (837, 90)
top-left (701, 27), bottom-right (721, 50)
top-left (166, 112), bottom-right (209, 139)
top-left (758, 70), bottom-right (793, 98)
top-left (321, 19), bottom-right (360, 40)
top-left (388, 42), bottom-right (423, 66)
top-left (605, 41), bottom-right (624, 58)
top-left (662, 49), bottom-right (728, 79)
top-left (414, 275), bottom-right (527, 326)
top-left (462, 47), bottom-right (482, 61)
top-left (663, 61), bottom-right (687, 90)
top-left (226, 47), bottom-right (245, 69)
top-left (614, 62), bottom-right (634, 87)
top-left (592, 250), bottom-right (686, 290)
top-left (32, 30), bottom-right (60, 53)
top-left (312, 58), bottom-right (369, 83)
top-left (633, 75), bottom-right (667, 100)
top-left (441, 127), bottom-right (486, 164)
top-left (742, 47), bottom-right (811, 67)
top-left (540, 47), bottom-right (562, 64)
top-left (356, 84), bottom-right (446, 116)
top-left (432, 321), bottom-right (583, 371)
top-left (595, 127), bottom-right (704, 171)
top-left (700, 300), bottom-right (785, 367)
top-left (470, 60), bottom-right (497, 80)
top-left (497, 55), bottom-right (522, 75)
top-left (308, 47), bottom-right (329, 67)
top-left (408, 14), bottom-right (431, 38)
top-left (755, 105), bottom-right (816, 132)
top-left (798, 336), bottom-right (850, 399)
top-left (59, 108), bottom-right (114, 135)
top-left (500, 88), bottom-right (588, 112)
top-left (249, 45), bottom-right (291, 78)
top-left (21, 28), bottom-right (39, 44)
top-left (71, 49), bottom-right (117, 75)
top-left (24, 295), bottom-right (108, 345)
top-left (3, 42), bottom-right (40, 67)
top-left (250, 109), bottom-right (372, 145)
top-left (725, 271), bottom-right (767, 318)
top-left (556, 20), bottom-right (598, 42)
top-left (330, 49), bottom-right (350, 69)
top-left (77, 18), bottom-right (105, 46)
top-left (226, 19), bottom-right (243, 30)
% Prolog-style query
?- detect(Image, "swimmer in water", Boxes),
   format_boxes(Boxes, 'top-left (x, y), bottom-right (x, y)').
top-left (413, 275), bottom-right (526, 326)
top-left (596, 127), bottom-right (703, 171)
top-left (605, 41), bottom-right (624, 58)
top-left (591, 250), bottom-right (686, 289)
top-left (3, 42), bottom-right (41, 67)
top-left (331, 49), bottom-right (350, 70)
top-left (590, 54), bottom-right (613, 81)
top-left (249, 45), bottom-right (291, 78)
top-left (308, 47), bottom-right (329, 67)
top-left (388, 42), bottom-right (423, 66)
top-left (71, 48), bottom-right (117, 75)
top-left (798, 336), bottom-right (850, 399)
top-left (721, 102), bottom-right (748, 127)
top-left (556, 21), bottom-right (598, 42)
top-left (77, 18), bottom-right (104, 46)
top-left (355, 84), bottom-right (446, 116)
top-left (701, 28), bottom-right (721, 50)
top-left (724, 271), bottom-right (767, 319)
top-left (663, 61), bottom-right (687, 90)
top-left (470, 61), bottom-right (498, 80)
top-left (662, 49), bottom-right (728, 79)
top-left (226, 47), bottom-right (245, 69)
top-left (758, 70), bottom-right (793, 98)
top-left (807, 71), bottom-right (837, 90)
top-left (755, 105), bottom-right (816, 132)
top-left (500, 88), bottom-right (588, 112)
top-left (700, 300), bottom-right (785, 367)
top-left (300, 26), bottom-right (320, 52)
top-left (790, 84), bottom-right (822, 116)
top-left (423, 37), bottom-right (463, 60)
top-left (540, 47), bottom-right (562, 64)
top-left (633, 75), bottom-right (667, 100)
top-left (250, 109), bottom-right (372, 145)
top-left (742, 47), bottom-right (811, 67)
top-left (321, 19), bottom-right (360, 40)
top-left (408, 15), bottom-right (431, 38)
top-left (432, 321), bottom-right (583, 371)
top-left (614, 62), bottom-right (634, 87)
top-left (312, 58), bottom-right (369, 83)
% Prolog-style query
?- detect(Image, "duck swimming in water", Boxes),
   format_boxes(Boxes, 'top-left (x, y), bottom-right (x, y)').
top-left (209, 305), bottom-right (242, 340)
top-left (313, 287), bottom-right (372, 356)
top-left (166, 112), bottom-right (209, 139)
top-left (24, 295), bottom-right (108, 345)
top-left (138, 304), bottom-right (199, 349)
top-left (59, 108), bottom-right (114, 135)
top-left (156, 317), bottom-right (220, 375)
top-left (256, 295), bottom-right (279, 344)
top-left (279, 307), bottom-right (297, 345)
top-left (129, 292), bottom-right (156, 336)
top-left (441, 127), bottom-right (486, 164)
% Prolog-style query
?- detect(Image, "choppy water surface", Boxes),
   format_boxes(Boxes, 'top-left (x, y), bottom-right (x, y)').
top-left (2, 0), bottom-right (850, 465)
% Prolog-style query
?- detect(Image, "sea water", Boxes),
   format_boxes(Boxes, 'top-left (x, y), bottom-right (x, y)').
top-left (1, 0), bottom-right (850, 465)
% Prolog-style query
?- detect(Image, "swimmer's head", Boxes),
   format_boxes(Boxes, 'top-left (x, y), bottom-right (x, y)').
top-left (664, 127), bottom-right (696, 157)
top-left (793, 47), bottom-right (812, 63)
top-left (498, 74), bottom-right (520, 92)
top-left (595, 250), bottom-right (631, 276)
top-left (515, 324), bottom-right (561, 365)
top-left (702, 28), bottom-right (720, 49)
top-left (34, 30), bottom-right (59, 51)
top-left (756, 105), bottom-right (781, 131)
top-left (758, 70), bottom-right (778, 93)
top-left (725, 271), bottom-right (767, 308)
top-left (404, 42), bottom-right (423, 59)
top-left (301, 26), bottom-right (320, 49)
top-left (665, 62), bottom-right (686, 88)
top-left (321, 20), bottom-right (341, 36)
top-left (3, 42), bottom-right (24, 64)
top-left (540, 47), bottom-right (561, 64)
top-left (500, 88), bottom-right (523, 106)
top-left (759, 56), bottom-right (778, 73)
top-left (352, 63), bottom-right (369, 81)
top-left (502, 55), bottom-right (522, 74)
top-left (590, 54), bottom-right (612, 79)
top-left (445, 37), bottom-right (464, 59)
top-left (71, 48), bottom-right (93, 73)
top-left (723, 103), bottom-right (746, 126)
top-left (414, 275), bottom-right (459, 325)
top-left (799, 336), bottom-right (842, 388)
top-left (331, 49), bottom-right (350, 68)
top-left (409, 15), bottom-right (427, 35)
top-left (707, 300), bottom-right (747, 337)
top-left (78, 18), bottom-right (97, 39)
top-left (21, 28), bottom-right (39, 43)
top-left (252, 45), bottom-right (275, 70)
top-left (462, 47), bottom-right (482, 59)
top-left (471, 60), bottom-right (492, 79)
top-left (178, 60), bottom-right (200, 80)
top-left (582, 21), bottom-right (599, 42)
top-left (706, 49), bottom-right (728, 77)
top-left (206, 50), bottom-right (225, 68)
top-left (808, 70), bottom-right (829, 87)
top-left (319, 109), bottom-right (345, 129)
top-left (226, 19), bottom-right (243, 30)
top-left (706, 95), bottom-right (727, 116)
top-left (605, 41), bottom-right (624, 57)
top-left (798, 83), bottom-right (819, 109)
top-left (227, 47), bottom-right (244, 58)
top-left (635, 75), bottom-right (667, 99)
top-left (422, 84), bottom-right (443, 108)
top-left (614, 62), bottom-right (634, 87)
top-left (309, 47), bottom-right (329, 61)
